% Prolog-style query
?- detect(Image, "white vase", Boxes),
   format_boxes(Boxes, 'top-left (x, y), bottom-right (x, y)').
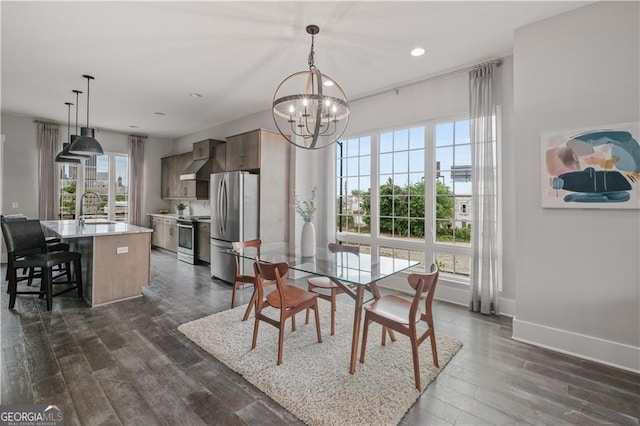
top-left (301, 221), bottom-right (316, 257)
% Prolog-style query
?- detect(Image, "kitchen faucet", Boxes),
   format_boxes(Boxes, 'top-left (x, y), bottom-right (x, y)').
top-left (78, 191), bottom-right (101, 226)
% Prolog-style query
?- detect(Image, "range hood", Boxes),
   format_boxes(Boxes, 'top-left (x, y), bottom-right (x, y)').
top-left (180, 158), bottom-right (211, 181)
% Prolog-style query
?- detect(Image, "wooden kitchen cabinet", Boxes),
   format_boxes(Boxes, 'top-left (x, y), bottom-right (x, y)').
top-left (150, 216), bottom-right (163, 247)
top-left (161, 156), bottom-right (176, 199)
top-left (196, 221), bottom-right (210, 263)
top-left (149, 216), bottom-right (177, 252)
top-left (161, 152), bottom-right (208, 199)
top-left (163, 217), bottom-right (177, 252)
top-left (225, 131), bottom-right (261, 171)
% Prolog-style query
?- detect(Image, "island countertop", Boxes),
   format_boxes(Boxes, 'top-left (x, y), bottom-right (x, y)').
top-left (42, 220), bottom-right (153, 238)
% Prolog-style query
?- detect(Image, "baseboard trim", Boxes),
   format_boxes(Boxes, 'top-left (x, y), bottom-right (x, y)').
top-left (512, 317), bottom-right (640, 374)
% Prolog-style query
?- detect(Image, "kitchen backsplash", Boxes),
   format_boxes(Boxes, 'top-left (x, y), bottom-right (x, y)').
top-left (171, 200), bottom-right (210, 216)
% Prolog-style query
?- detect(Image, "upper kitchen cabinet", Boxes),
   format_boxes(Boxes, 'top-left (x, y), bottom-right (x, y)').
top-left (225, 131), bottom-right (261, 171)
top-left (161, 152), bottom-right (208, 200)
top-left (226, 129), bottom-right (291, 244)
top-left (162, 139), bottom-right (225, 200)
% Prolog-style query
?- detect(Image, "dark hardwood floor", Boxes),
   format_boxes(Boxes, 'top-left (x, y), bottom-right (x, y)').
top-left (1, 249), bottom-right (638, 425)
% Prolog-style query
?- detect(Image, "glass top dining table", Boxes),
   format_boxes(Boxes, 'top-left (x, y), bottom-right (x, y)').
top-left (227, 242), bottom-right (420, 374)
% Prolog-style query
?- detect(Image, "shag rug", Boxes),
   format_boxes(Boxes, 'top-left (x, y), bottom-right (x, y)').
top-left (178, 302), bottom-right (462, 426)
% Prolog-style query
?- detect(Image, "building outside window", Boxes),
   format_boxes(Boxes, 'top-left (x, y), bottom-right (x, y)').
top-left (336, 117), bottom-right (481, 282)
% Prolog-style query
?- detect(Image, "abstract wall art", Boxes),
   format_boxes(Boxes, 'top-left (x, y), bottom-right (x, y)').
top-left (541, 122), bottom-right (640, 209)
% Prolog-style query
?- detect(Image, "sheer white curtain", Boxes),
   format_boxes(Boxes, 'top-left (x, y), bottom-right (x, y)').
top-left (469, 63), bottom-right (499, 315)
top-left (37, 122), bottom-right (60, 220)
top-left (128, 135), bottom-right (145, 226)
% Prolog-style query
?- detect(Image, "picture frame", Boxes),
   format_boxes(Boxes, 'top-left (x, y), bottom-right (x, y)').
top-left (541, 121), bottom-right (640, 209)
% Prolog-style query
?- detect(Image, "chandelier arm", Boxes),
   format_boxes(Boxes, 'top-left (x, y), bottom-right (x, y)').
top-left (309, 69), bottom-right (323, 149)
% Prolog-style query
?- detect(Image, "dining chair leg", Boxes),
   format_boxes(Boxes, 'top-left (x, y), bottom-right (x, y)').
top-left (242, 289), bottom-right (256, 321)
top-left (277, 324), bottom-right (285, 365)
top-left (231, 282), bottom-right (238, 308)
top-left (410, 334), bottom-right (421, 390)
top-left (313, 302), bottom-right (322, 343)
top-left (430, 331), bottom-right (439, 368)
top-left (369, 282), bottom-right (396, 343)
top-left (251, 316), bottom-right (260, 349)
top-left (330, 291), bottom-right (336, 336)
top-left (359, 314), bottom-right (370, 364)
top-left (291, 314), bottom-right (296, 331)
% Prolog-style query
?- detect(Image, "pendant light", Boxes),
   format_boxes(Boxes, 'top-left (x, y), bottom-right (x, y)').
top-left (56, 89), bottom-right (91, 161)
top-left (54, 102), bottom-right (81, 164)
top-left (69, 75), bottom-right (104, 156)
top-left (272, 25), bottom-right (350, 150)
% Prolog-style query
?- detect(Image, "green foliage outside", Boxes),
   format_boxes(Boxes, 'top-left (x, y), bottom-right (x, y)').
top-left (341, 178), bottom-right (471, 242)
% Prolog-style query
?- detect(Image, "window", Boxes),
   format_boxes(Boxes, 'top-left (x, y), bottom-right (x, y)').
top-left (336, 136), bottom-right (371, 235)
top-left (57, 153), bottom-right (129, 222)
top-left (336, 117), bottom-right (484, 282)
top-left (379, 128), bottom-right (425, 240)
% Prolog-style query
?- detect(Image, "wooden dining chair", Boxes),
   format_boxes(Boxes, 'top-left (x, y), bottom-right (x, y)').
top-left (305, 242), bottom-right (359, 335)
top-left (359, 264), bottom-right (439, 390)
top-left (252, 259), bottom-right (322, 365)
top-left (230, 239), bottom-right (265, 321)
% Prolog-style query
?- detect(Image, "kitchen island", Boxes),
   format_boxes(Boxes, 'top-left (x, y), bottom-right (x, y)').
top-left (41, 220), bottom-right (153, 306)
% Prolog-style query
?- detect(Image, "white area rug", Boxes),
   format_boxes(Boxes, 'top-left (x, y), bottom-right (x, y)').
top-left (178, 302), bottom-right (462, 426)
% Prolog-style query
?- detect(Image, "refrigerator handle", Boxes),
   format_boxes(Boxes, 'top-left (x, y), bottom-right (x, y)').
top-left (217, 178), bottom-right (225, 235)
top-left (222, 178), bottom-right (228, 235)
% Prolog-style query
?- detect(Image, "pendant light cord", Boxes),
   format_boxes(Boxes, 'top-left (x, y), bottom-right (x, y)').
top-left (66, 102), bottom-right (73, 142)
top-left (73, 90), bottom-right (82, 134)
top-left (86, 77), bottom-right (90, 127)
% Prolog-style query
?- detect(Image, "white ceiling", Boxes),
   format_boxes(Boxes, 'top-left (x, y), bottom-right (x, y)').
top-left (1, 1), bottom-right (590, 139)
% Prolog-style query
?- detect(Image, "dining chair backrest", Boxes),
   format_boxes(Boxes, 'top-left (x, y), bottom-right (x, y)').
top-left (1, 219), bottom-right (47, 256)
top-left (232, 239), bottom-right (261, 274)
top-left (328, 242), bottom-right (360, 254)
top-left (253, 260), bottom-right (289, 310)
top-left (407, 263), bottom-right (439, 322)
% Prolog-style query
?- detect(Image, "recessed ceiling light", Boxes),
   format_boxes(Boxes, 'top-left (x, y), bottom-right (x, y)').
top-left (154, 112), bottom-right (166, 116)
top-left (189, 93), bottom-right (203, 98)
top-left (129, 125), bottom-right (139, 128)
top-left (411, 47), bottom-right (425, 57)
top-left (323, 80), bottom-right (334, 87)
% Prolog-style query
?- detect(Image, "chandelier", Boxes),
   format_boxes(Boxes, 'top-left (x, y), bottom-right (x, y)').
top-left (272, 25), bottom-right (350, 150)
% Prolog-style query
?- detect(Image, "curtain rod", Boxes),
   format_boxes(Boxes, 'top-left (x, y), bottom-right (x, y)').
top-left (33, 119), bottom-right (60, 126)
top-left (351, 58), bottom-right (503, 104)
top-left (129, 134), bottom-right (148, 139)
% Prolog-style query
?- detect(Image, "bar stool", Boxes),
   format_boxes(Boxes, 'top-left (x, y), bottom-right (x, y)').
top-left (1, 220), bottom-right (83, 311)
top-left (1, 214), bottom-right (69, 288)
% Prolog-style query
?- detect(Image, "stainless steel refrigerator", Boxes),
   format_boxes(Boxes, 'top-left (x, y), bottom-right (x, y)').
top-left (210, 171), bottom-right (259, 283)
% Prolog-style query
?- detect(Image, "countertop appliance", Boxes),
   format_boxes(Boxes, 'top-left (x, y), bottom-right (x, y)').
top-left (210, 171), bottom-right (258, 283)
top-left (177, 215), bottom-right (210, 264)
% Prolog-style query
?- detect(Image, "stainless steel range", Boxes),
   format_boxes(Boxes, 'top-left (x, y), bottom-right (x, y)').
top-left (176, 215), bottom-right (210, 264)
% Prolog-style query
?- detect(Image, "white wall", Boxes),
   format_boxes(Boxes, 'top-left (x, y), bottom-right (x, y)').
top-left (0, 112), bottom-right (174, 223)
top-left (512, 1), bottom-right (640, 372)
